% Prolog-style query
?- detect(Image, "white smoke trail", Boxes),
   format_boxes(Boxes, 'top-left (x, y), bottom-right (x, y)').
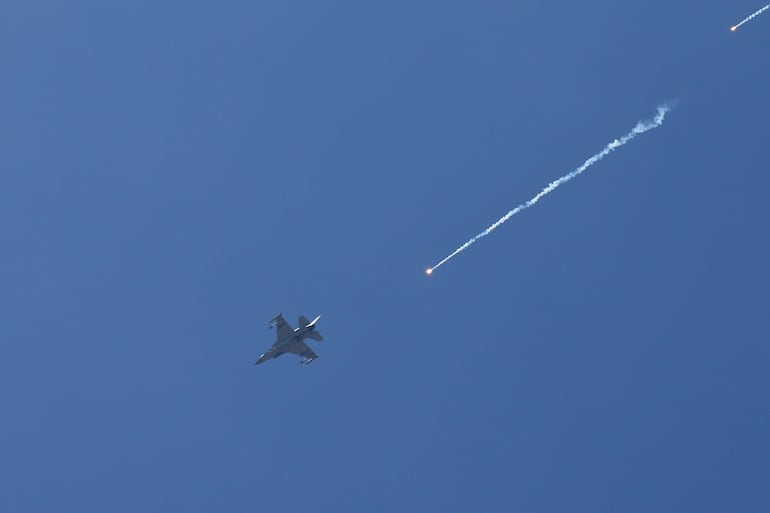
top-left (731, 3), bottom-right (770, 31)
top-left (427, 104), bottom-right (675, 274)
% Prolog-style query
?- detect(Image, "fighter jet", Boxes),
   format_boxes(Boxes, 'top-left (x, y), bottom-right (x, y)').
top-left (255, 313), bottom-right (323, 365)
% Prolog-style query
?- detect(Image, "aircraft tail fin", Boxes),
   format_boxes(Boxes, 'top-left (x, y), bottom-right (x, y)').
top-left (299, 314), bottom-right (322, 341)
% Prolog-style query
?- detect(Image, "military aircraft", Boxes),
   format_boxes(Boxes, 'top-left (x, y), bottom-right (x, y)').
top-left (255, 313), bottom-right (323, 365)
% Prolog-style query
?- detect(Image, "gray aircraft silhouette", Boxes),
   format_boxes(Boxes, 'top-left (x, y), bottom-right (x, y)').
top-left (255, 313), bottom-right (323, 365)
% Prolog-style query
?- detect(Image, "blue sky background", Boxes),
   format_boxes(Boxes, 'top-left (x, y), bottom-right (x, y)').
top-left (2, 1), bottom-right (769, 512)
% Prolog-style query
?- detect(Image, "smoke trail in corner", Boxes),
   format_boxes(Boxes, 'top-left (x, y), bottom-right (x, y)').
top-left (427, 103), bottom-right (675, 274)
top-left (731, 3), bottom-right (770, 31)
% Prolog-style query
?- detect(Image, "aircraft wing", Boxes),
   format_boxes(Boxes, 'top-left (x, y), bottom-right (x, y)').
top-left (271, 314), bottom-right (293, 340)
top-left (285, 340), bottom-right (319, 361)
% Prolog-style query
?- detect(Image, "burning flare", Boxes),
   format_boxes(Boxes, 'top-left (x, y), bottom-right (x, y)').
top-left (731, 3), bottom-right (770, 31)
top-left (428, 103), bottom-right (675, 273)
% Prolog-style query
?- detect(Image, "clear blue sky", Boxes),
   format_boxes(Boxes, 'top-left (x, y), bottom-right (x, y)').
top-left (2, 1), bottom-right (769, 512)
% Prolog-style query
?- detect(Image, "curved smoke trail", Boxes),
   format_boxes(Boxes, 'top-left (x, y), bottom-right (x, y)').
top-left (427, 103), bottom-right (675, 274)
top-left (731, 3), bottom-right (770, 31)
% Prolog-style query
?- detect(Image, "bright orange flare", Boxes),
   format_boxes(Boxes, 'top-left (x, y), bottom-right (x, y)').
top-left (426, 268), bottom-right (433, 275)
top-left (731, 4), bottom-right (770, 32)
